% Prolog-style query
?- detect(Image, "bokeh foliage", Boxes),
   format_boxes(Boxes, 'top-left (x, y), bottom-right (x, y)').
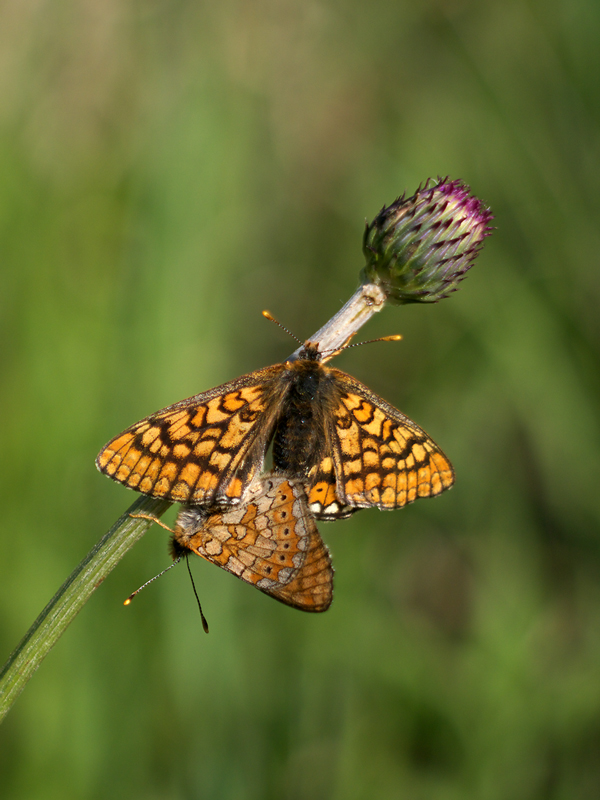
top-left (2, 0), bottom-right (600, 797)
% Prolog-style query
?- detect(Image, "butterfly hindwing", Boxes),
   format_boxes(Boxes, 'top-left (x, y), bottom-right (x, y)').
top-left (306, 367), bottom-right (455, 519)
top-left (306, 454), bottom-right (357, 520)
top-left (173, 475), bottom-right (333, 612)
top-left (96, 365), bottom-right (286, 506)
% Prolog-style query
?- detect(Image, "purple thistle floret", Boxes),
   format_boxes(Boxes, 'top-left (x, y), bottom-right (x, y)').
top-left (361, 177), bottom-right (494, 304)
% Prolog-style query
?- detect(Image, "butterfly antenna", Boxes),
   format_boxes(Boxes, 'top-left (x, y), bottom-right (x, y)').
top-left (262, 310), bottom-right (304, 346)
top-left (320, 334), bottom-right (402, 358)
top-left (344, 334), bottom-right (403, 349)
top-left (123, 557), bottom-right (182, 605)
top-left (185, 554), bottom-right (209, 634)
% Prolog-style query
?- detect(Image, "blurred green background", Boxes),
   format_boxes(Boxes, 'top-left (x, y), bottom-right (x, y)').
top-left (2, 0), bottom-right (600, 797)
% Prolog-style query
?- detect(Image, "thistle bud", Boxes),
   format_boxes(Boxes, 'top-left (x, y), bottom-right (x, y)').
top-left (361, 177), bottom-right (493, 304)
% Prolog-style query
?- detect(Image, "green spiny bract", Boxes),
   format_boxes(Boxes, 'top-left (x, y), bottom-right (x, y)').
top-left (361, 177), bottom-right (493, 304)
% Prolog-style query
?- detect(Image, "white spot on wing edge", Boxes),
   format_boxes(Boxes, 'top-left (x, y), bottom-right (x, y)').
top-left (256, 578), bottom-right (277, 590)
top-left (277, 567), bottom-right (294, 583)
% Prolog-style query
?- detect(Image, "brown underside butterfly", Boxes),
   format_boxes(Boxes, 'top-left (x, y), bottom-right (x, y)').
top-left (135, 474), bottom-right (333, 613)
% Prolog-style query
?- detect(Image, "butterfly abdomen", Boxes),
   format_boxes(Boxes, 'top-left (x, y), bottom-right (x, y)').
top-left (271, 360), bottom-right (335, 477)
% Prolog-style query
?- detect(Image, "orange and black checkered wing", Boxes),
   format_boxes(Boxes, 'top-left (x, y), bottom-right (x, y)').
top-left (96, 366), bottom-right (286, 506)
top-left (307, 367), bottom-right (455, 519)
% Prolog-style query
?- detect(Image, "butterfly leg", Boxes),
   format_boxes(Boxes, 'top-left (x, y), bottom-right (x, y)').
top-left (129, 512), bottom-right (175, 533)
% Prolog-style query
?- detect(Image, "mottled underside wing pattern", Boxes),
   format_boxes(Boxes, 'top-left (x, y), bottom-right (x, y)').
top-left (173, 475), bottom-right (333, 612)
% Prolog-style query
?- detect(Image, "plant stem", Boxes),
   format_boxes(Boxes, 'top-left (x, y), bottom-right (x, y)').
top-left (289, 282), bottom-right (387, 359)
top-left (0, 281), bottom-right (385, 722)
top-left (0, 495), bottom-right (170, 722)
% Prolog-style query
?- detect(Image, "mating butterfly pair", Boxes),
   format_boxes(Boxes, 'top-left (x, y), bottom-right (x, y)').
top-left (97, 336), bottom-right (454, 611)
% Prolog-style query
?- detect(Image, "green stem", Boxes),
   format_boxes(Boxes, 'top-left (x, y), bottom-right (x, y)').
top-left (0, 281), bottom-right (385, 723)
top-left (0, 495), bottom-right (170, 722)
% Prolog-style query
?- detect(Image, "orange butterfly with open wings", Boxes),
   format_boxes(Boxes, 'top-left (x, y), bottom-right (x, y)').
top-left (97, 337), bottom-right (454, 520)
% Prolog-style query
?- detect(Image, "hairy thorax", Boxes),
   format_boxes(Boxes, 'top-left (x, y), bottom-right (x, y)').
top-left (271, 358), bottom-right (336, 476)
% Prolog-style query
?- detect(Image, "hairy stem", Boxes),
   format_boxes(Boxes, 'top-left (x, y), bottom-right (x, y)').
top-left (0, 281), bottom-right (386, 722)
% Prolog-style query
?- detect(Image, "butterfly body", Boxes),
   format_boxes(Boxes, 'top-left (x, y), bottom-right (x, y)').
top-left (271, 345), bottom-right (338, 478)
top-left (97, 340), bottom-right (455, 519)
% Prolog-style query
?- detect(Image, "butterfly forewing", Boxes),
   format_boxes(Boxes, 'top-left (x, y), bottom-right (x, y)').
top-left (96, 366), bottom-right (287, 505)
top-left (305, 368), bottom-right (455, 519)
top-left (173, 475), bottom-right (333, 612)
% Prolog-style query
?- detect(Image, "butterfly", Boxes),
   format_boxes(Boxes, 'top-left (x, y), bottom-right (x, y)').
top-left (138, 474), bottom-right (333, 612)
top-left (97, 334), bottom-right (454, 520)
